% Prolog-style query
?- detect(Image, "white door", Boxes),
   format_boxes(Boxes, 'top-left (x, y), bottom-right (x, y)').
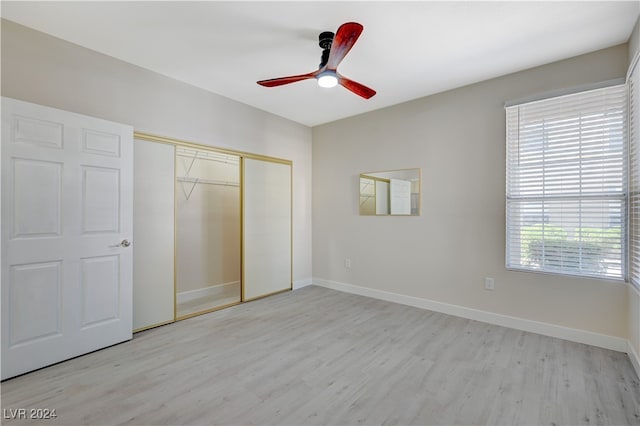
top-left (242, 158), bottom-right (292, 301)
top-left (1, 97), bottom-right (133, 380)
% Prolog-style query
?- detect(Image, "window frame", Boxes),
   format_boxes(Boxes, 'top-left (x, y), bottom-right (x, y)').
top-left (628, 53), bottom-right (640, 289)
top-left (505, 83), bottom-right (628, 281)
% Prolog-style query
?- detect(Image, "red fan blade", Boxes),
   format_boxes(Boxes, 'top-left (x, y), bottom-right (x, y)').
top-left (257, 71), bottom-right (318, 87)
top-left (338, 75), bottom-right (376, 99)
top-left (326, 22), bottom-right (363, 71)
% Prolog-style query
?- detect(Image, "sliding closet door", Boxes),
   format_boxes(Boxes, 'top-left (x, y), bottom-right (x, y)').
top-left (133, 139), bottom-right (175, 331)
top-left (243, 158), bottom-right (292, 301)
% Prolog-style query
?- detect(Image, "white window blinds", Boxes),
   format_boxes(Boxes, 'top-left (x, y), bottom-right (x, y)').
top-left (629, 58), bottom-right (640, 288)
top-left (506, 84), bottom-right (627, 279)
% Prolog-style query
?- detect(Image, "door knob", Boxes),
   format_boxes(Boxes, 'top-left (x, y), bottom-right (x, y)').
top-left (111, 239), bottom-right (131, 248)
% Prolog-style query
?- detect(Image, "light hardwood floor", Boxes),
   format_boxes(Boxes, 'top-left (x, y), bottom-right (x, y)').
top-left (2, 286), bottom-right (639, 425)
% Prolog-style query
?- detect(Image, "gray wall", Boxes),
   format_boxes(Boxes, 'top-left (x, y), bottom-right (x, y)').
top-left (1, 19), bottom-right (313, 286)
top-left (313, 44), bottom-right (630, 339)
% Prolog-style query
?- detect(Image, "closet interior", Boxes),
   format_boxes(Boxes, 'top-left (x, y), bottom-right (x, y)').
top-left (175, 147), bottom-right (241, 318)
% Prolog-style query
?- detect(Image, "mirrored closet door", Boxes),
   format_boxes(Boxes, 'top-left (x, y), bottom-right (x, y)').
top-left (175, 147), bottom-right (241, 318)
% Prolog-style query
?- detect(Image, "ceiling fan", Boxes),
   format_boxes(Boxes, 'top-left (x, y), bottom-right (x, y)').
top-left (257, 22), bottom-right (376, 99)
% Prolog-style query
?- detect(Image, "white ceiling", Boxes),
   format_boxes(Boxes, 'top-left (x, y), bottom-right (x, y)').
top-left (1, 1), bottom-right (638, 127)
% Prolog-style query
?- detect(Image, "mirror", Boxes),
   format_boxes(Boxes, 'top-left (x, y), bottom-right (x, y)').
top-left (359, 169), bottom-right (421, 216)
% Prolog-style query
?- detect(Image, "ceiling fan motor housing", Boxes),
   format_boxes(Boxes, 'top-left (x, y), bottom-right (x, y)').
top-left (318, 31), bottom-right (334, 67)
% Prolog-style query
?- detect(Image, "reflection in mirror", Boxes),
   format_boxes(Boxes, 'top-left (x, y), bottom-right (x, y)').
top-left (359, 169), bottom-right (421, 216)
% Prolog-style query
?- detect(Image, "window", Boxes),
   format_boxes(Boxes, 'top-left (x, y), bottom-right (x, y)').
top-left (629, 58), bottom-right (640, 289)
top-left (506, 84), bottom-right (627, 279)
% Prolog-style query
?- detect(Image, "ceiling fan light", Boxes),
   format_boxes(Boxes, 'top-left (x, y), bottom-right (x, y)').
top-left (317, 72), bottom-right (338, 88)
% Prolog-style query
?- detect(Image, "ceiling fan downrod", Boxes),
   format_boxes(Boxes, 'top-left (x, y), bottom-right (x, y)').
top-left (318, 31), bottom-right (334, 68)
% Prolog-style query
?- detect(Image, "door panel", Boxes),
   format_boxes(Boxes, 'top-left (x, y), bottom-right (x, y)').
top-left (82, 166), bottom-right (120, 233)
top-left (82, 129), bottom-right (121, 157)
top-left (9, 261), bottom-right (63, 346)
top-left (13, 115), bottom-right (64, 149)
top-left (1, 97), bottom-right (133, 380)
top-left (242, 158), bottom-right (292, 301)
top-left (80, 255), bottom-right (120, 328)
top-left (12, 159), bottom-right (63, 237)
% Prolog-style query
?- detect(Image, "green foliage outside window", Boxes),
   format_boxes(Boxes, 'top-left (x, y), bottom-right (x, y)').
top-left (521, 224), bottom-right (621, 274)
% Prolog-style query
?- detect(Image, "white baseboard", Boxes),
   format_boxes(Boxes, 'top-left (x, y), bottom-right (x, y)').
top-left (293, 278), bottom-right (313, 290)
top-left (177, 281), bottom-right (239, 304)
top-left (312, 278), bottom-right (628, 353)
top-left (627, 283), bottom-right (640, 377)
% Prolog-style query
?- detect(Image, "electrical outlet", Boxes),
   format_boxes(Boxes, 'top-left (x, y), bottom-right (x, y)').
top-left (345, 258), bottom-right (352, 269)
top-left (485, 277), bottom-right (495, 290)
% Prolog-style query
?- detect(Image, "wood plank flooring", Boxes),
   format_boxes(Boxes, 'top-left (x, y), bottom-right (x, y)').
top-left (2, 286), bottom-right (639, 425)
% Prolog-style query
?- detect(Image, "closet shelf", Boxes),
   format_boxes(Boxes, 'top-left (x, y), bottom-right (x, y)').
top-left (177, 176), bottom-right (240, 187)
top-left (176, 148), bottom-right (240, 166)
